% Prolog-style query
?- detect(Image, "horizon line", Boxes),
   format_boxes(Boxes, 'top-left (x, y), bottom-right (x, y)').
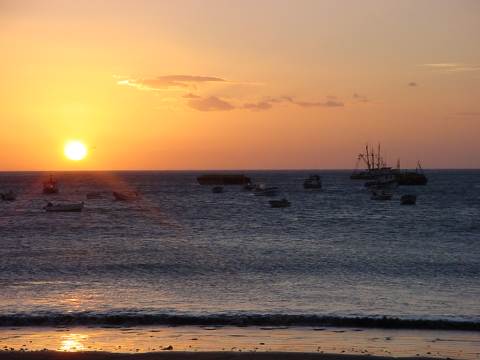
top-left (0, 167), bottom-right (479, 173)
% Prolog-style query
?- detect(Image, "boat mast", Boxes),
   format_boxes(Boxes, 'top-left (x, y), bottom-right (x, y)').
top-left (365, 144), bottom-right (371, 170)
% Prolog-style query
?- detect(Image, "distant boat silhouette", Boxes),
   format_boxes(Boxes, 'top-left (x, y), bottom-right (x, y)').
top-left (1, 190), bottom-right (16, 201)
top-left (43, 176), bottom-right (59, 194)
top-left (44, 201), bottom-right (84, 212)
top-left (113, 191), bottom-right (139, 201)
top-left (303, 175), bottom-right (322, 189)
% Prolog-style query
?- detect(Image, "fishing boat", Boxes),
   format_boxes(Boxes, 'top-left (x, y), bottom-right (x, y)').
top-left (351, 144), bottom-right (399, 180)
top-left (370, 189), bottom-right (393, 200)
top-left (44, 201), bottom-right (84, 212)
top-left (269, 198), bottom-right (291, 208)
top-left (43, 176), bottom-right (59, 194)
top-left (303, 175), bottom-right (322, 189)
top-left (212, 186), bottom-right (224, 193)
top-left (253, 184), bottom-right (279, 197)
top-left (113, 191), bottom-right (139, 201)
top-left (395, 162), bottom-right (428, 185)
top-left (401, 194), bottom-right (417, 205)
top-left (1, 191), bottom-right (16, 201)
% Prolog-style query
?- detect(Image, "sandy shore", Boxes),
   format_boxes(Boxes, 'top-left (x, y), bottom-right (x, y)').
top-left (0, 326), bottom-right (477, 360)
top-left (0, 351), bottom-right (440, 360)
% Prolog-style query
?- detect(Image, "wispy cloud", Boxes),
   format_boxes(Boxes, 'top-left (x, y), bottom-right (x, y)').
top-left (118, 74), bottom-right (349, 112)
top-left (422, 63), bottom-right (480, 72)
top-left (243, 101), bottom-right (273, 111)
top-left (118, 75), bottom-right (226, 91)
top-left (353, 93), bottom-right (369, 102)
top-left (187, 96), bottom-right (234, 111)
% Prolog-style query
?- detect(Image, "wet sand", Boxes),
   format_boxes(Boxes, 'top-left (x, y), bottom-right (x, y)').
top-left (0, 351), bottom-right (441, 360)
top-left (0, 326), bottom-right (478, 360)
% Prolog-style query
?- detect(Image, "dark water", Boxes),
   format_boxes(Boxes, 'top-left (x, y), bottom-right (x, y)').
top-left (0, 171), bottom-right (479, 329)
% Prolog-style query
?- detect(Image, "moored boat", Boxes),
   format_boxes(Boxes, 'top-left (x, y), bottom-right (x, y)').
top-left (44, 201), bottom-right (84, 212)
top-left (351, 144), bottom-right (399, 180)
top-left (303, 175), bottom-right (322, 189)
top-left (269, 198), bottom-right (291, 208)
top-left (113, 191), bottom-right (139, 201)
top-left (43, 176), bottom-right (59, 194)
top-left (212, 186), bottom-right (224, 193)
top-left (401, 194), bottom-right (417, 205)
top-left (371, 189), bottom-right (393, 200)
top-left (1, 190), bottom-right (16, 201)
top-left (395, 162), bottom-right (428, 185)
top-left (253, 184), bottom-right (279, 197)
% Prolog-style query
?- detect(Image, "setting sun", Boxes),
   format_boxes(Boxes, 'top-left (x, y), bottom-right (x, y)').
top-left (64, 141), bottom-right (88, 161)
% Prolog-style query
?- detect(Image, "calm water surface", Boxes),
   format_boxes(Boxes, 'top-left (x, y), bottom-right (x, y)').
top-left (0, 170), bottom-right (479, 326)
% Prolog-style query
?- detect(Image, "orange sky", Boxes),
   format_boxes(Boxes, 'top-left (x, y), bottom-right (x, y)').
top-left (1, 0), bottom-right (479, 170)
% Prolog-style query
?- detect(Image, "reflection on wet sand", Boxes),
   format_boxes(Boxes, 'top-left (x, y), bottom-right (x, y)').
top-left (60, 334), bottom-right (88, 352)
top-left (0, 326), bottom-right (478, 359)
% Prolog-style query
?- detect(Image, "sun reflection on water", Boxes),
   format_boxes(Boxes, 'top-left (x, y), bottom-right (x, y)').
top-left (59, 334), bottom-right (88, 352)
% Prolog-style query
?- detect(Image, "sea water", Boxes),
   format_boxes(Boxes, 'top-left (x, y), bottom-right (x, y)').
top-left (0, 170), bottom-right (479, 328)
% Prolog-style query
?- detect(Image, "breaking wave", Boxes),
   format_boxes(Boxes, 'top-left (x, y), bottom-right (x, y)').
top-left (0, 313), bottom-right (478, 331)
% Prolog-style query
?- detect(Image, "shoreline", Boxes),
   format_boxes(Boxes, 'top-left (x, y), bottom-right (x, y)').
top-left (0, 351), bottom-right (444, 360)
top-left (1, 315), bottom-right (478, 332)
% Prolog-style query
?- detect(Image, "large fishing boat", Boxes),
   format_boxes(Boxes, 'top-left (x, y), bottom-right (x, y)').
top-left (351, 144), bottom-right (399, 180)
top-left (351, 145), bottom-right (428, 185)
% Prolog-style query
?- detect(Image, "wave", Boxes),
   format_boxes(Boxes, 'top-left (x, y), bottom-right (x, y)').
top-left (0, 313), bottom-right (478, 331)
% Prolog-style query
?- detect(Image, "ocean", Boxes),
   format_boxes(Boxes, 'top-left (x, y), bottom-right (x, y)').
top-left (0, 170), bottom-right (479, 329)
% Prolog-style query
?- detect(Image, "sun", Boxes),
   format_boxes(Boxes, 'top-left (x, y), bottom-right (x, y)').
top-left (64, 140), bottom-right (88, 161)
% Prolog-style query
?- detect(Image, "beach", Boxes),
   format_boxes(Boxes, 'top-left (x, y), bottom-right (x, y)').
top-left (0, 326), bottom-right (478, 359)
top-left (0, 351), bottom-right (446, 360)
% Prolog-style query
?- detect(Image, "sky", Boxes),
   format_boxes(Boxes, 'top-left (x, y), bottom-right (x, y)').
top-left (0, 0), bottom-right (479, 170)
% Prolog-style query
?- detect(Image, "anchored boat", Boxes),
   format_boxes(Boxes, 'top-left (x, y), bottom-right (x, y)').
top-left (44, 201), bottom-right (84, 212)
top-left (1, 190), bottom-right (16, 201)
top-left (269, 198), bottom-right (291, 208)
top-left (113, 191), bottom-right (139, 201)
top-left (303, 175), bottom-right (322, 189)
top-left (43, 176), bottom-right (59, 194)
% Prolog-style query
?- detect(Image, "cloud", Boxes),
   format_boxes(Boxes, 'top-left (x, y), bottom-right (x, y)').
top-left (353, 93), bottom-right (369, 102)
top-left (422, 63), bottom-right (480, 73)
top-left (187, 96), bottom-right (235, 111)
top-left (294, 99), bottom-right (344, 107)
top-left (118, 75), bottom-right (226, 91)
top-left (243, 101), bottom-right (273, 111)
top-left (260, 96), bottom-right (344, 108)
top-left (408, 82), bottom-right (418, 87)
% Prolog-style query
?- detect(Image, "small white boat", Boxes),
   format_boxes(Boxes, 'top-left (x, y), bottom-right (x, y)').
top-left (44, 202), bottom-right (84, 212)
top-left (1, 190), bottom-right (16, 201)
top-left (371, 189), bottom-right (393, 200)
top-left (253, 184), bottom-right (279, 197)
top-left (113, 191), bottom-right (139, 201)
top-left (269, 198), bottom-right (291, 208)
